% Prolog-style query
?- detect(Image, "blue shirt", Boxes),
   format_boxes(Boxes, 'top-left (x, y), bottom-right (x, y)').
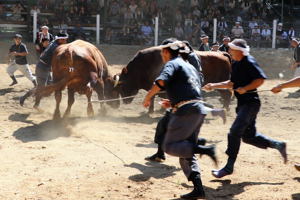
top-left (230, 55), bottom-right (267, 106)
top-left (39, 40), bottom-right (59, 69)
top-left (155, 57), bottom-right (206, 115)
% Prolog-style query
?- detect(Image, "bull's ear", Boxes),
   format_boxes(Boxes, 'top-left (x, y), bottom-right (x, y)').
top-left (122, 67), bottom-right (128, 74)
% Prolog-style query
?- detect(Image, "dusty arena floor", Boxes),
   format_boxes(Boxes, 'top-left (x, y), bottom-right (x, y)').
top-left (0, 47), bottom-right (299, 200)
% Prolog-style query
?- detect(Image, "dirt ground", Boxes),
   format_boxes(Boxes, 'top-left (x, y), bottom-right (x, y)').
top-left (0, 44), bottom-right (299, 200)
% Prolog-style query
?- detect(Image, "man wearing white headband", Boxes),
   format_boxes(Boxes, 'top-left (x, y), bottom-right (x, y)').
top-left (203, 39), bottom-right (287, 178)
top-left (143, 40), bottom-right (209, 199)
top-left (19, 32), bottom-right (68, 108)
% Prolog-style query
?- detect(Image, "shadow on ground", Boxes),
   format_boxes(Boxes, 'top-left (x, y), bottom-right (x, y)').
top-left (13, 119), bottom-right (74, 142)
top-left (171, 179), bottom-right (284, 200)
top-left (9, 113), bottom-right (34, 124)
top-left (125, 162), bottom-right (181, 182)
top-left (0, 88), bottom-right (14, 96)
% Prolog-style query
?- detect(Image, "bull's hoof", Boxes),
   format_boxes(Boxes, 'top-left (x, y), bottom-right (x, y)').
top-left (53, 112), bottom-right (61, 120)
top-left (98, 106), bottom-right (107, 116)
top-left (63, 112), bottom-right (71, 119)
top-left (87, 110), bottom-right (95, 117)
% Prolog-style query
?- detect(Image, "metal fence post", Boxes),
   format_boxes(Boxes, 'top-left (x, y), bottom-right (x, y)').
top-left (213, 18), bottom-right (217, 43)
top-left (96, 14), bottom-right (100, 45)
top-left (33, 11), bottom-right (37, 43)
top-left (154, 16), bottom-right (159, 46)
top-left (272, 19), bottom-right (277, 49)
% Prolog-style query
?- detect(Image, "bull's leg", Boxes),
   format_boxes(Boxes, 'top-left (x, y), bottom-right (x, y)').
top-left (86, 87), bottom-right (95, 117)
top-left (148, 96), bottom-right (155, 114)
top-left (218, 90), bottom-right (232, 111)
top-left (63, 88), bottom-right (75, 118)
top-left (53, 90), bottom-right (62, 119)
top-left (94, 80), bottom-right (107, 115)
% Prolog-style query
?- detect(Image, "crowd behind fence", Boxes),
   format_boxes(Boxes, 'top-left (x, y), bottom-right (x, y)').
top-left (0, 0), bottom-right (299, 49)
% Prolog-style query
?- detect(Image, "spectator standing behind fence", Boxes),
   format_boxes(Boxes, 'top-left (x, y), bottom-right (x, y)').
top-left (218, 17), bottom-right (228, 37)
top-left (199, 35), bottom-right (210, 51)
top-left (30, 5), bottom-right (40, 16)
top-left (129, 1), bottom-right (138, 19)
top-left (261, 25), bottom-right (271, 41)
top-left (231, 22), bottom-right (244, 39)
top-left (290, 38), bottom-right (300, 77)
top-left (12, 3), bottom-right (24, 21)
top-left (174, 23), bottom-right (184, 40)
top-left (7, 34), bottom-right (36, 87)
top-left (35, 26), bottom-right (54, 55)
top-left (251, 25), bottom-right (261, 47)
top-left (219, 36), bottom-right (230, 52)
top-left (140, 21), bottom-right (153, 45)
top-left (288, 27), bottom-right (296, 41)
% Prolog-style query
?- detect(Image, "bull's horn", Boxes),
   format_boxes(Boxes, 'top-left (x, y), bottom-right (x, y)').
top-left (113, 75), bottom-right (120, 87)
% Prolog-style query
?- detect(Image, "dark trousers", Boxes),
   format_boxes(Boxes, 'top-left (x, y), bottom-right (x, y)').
top-left (154, 110), bottom-right (171, 145)
top-left (163, 113), bottom-right (206, 179)
top-left (226, 102), bottom-right (277, 159)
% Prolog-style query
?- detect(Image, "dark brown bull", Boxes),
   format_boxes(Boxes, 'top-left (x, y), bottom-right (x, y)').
top-left (36, 40), bottom-right (120, 119)
top-left (115, 46), bottom-right (232, 113)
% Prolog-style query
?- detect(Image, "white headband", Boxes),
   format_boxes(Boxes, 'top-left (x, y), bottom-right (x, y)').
top-left (160, 41), bottom-right (185, 51)
top-left (55, 36), bottom-right (68, 40)
top-left (228, 42), bottom-right (250, 56)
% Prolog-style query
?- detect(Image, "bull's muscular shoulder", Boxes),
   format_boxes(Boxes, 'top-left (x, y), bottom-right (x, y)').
top-left (129, 46), bottom-right (162, 66)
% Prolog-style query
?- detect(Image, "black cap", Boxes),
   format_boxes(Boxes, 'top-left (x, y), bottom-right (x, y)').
top-left (14, 34), bottom-right (22, 39)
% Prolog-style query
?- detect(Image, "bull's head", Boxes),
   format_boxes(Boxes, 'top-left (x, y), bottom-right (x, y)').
top-left (104, 76), bottom-right (121, 109)
top-left (113, 70), bottom-right (138, 104)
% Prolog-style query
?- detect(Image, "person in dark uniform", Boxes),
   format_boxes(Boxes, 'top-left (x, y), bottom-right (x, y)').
top-left (290, 38), bottom-right (300, 78)
top-left (143, 41), bottom-right (211, 199)
top-left (203, 39), bottom-right (288, 178)
top-left (271, 76), bottom-right (300, 171)
top-left (19, 32), bottom-right (68, 108)
top-left (7, 34), bottom-right (36, 87)
top-left (198, 34), bottom-right (210, 51)
top-left (145, 39), bottom-right (224, 164)
top-left (219, 36), bottom-right (230, 52)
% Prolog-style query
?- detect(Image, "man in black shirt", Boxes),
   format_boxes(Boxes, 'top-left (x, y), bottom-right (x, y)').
top-left (7, 34), bottom-right (36, 87)
top-left (203, 39), bottom-right (287, 178)
top-left (290, 38), bottom-right (300, 77)
top-left (143, 41), bottom-right (209, 199)
top-left (19, 32), bottom-right (68, 108)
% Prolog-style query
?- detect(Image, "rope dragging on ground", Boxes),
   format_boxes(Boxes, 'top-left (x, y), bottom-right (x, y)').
top-left (81, 134), bottom-right (127, 165)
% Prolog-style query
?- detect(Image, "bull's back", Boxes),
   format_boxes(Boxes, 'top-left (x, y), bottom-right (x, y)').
top-left (196, 51), bottom-right (231, 84)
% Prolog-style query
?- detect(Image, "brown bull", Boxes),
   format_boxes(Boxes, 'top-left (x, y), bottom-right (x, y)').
top-left (115, 46), bottom-right (232, 113)
top-left (36, 40), bottom-right (120, 119)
